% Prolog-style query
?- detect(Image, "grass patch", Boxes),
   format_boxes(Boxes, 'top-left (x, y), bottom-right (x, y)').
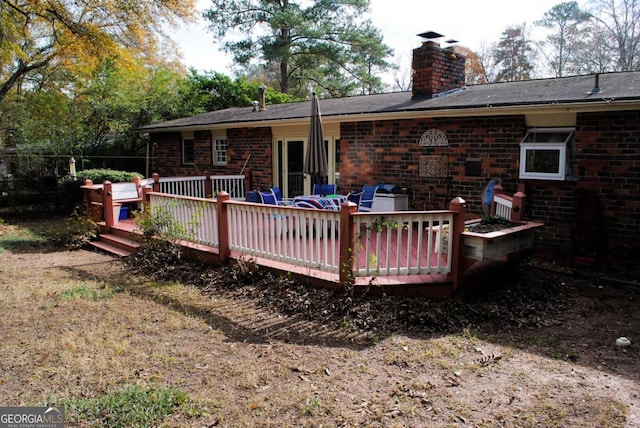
top-left (0, 222), bottom-right (48, 252)
top-left (60, 384), bottom-right (206, 427)
top-left (62, 286), bottom-right (118, 301)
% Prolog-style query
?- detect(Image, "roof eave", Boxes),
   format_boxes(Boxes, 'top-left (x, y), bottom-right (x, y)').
top-left (138, 98), bottom-right (640, 133)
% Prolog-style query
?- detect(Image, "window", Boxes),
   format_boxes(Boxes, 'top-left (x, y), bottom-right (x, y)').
top-left (182, 138), bottom-right (194, 165)
top-left (213, 138), bottom-right (227, 165)
top-left (519, 128), bottom-right (574, 180)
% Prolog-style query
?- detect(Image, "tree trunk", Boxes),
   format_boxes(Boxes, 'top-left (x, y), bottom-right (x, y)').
top-left (0, 59), bottom-right (50, 103)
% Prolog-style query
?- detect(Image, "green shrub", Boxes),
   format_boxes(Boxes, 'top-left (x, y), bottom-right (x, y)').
top-left (41, 207), bottom-right (98, 249)
top-left (77, 169), bottom-right (143, 184)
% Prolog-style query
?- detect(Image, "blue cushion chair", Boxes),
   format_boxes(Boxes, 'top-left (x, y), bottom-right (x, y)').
top-left (258, 190), bottom-right (278, 205)
top-left (358, 185), bottom-right (379, 212)
top-left (346, 191), bottom-right (362, 207)
top-left (270, 187), bottom-right (290, 205)
top-left (259, 189), bottom-right (291, 237)
top-left (312, 183), bottom-right (337, 196)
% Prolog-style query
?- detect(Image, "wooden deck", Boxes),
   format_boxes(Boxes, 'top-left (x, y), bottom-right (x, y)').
top-left (98, 218), bottom-right (506, 298)
top-left (85, 177), bottom-right (535, 298)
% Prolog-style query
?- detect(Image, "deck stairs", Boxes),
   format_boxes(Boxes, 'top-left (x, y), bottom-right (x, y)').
top-left (90, 223), bottom-right (141, 257)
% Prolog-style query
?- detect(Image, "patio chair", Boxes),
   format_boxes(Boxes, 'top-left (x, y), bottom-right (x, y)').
top-left (270, 187), bottom-right (290, 206)
top-left (259, 189), bottom-right (291, 237)
top-left (346, 191), bottom-right (362, 207)
top-left (258, 190), bottom-right (278, 205)
top-left (358, 185), bottom-right (379, 212)
top-left (312, 183), bottom-right (337, 196)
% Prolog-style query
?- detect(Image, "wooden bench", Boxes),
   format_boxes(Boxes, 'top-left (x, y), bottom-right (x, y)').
top-left (111, 181), bottom-right (142, 203)
top-left (82, 177), bottom-right (143, 222)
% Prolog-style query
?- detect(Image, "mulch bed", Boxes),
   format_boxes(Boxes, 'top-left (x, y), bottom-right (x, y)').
top-left (124, 239), bottom-right (597, 338)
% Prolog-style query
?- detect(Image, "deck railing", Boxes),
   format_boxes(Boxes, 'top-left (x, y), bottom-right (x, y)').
top-left (147, 173), bottom-right (248, 200)
top-left (155, 176), bottom-right (208, 198)
top-left (493, 194), bottom-right (512, 219)
top-left (149, 193), bottom-right (219, 248)
top-left (226, 201), bottom-right (342, 273)
top-left (353, 211), bottom-right (452, 277)
top-left (211, 175), bottom-right (246, 200)
top-left (222, 202), bottom-right (456, 278)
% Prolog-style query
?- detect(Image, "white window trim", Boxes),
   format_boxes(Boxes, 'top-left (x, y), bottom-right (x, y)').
top-left (212, 137), bottom-right (227, 166)
top-left (518, 127), bottom-right (574, 181)
top-left (519, 142), bottom-right (567, 180)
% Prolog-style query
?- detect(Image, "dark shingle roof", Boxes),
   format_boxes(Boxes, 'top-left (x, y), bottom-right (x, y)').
top-left (138, 72), bottom-right (640, 132)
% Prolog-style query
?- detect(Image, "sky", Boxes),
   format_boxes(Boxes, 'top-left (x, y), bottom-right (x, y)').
top-left (170, 0), bottom-right (565, 84)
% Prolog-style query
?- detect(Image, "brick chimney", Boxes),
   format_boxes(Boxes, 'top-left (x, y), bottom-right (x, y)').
top-left (412, 34), bottom-right (465, 100)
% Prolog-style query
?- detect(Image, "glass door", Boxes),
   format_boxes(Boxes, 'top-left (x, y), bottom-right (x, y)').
top-left (274, 136), bottom-right (337, 198)
top-left (275, 138), bottom-right (308, 198)
top-left (286, 139), bottom-right (305, 197)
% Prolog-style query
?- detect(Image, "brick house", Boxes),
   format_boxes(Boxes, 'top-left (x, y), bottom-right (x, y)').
top-left (138, 34), bottom-right (640, 262)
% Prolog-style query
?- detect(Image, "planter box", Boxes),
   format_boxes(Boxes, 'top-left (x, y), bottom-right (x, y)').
top-left (463, 221), bottom-right (544, 261)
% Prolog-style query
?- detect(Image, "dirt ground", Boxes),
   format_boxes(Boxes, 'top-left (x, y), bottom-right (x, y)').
top-left (0, 219), bottom-right (639, 427)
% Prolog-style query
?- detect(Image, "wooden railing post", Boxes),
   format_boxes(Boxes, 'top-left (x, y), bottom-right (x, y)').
top-left (142, 185), bottom-right (153, 212)
top-left (448, 197), bottom-right (466, 293)
top-left (103, 181), bottom-right (115, 229)
top-left (511, 190), bottom-right (526, 222)
top-left (133, 176), bottom-right (141, 197)
top-left (203, 170), bottom-right (213, 198)
top-left (83, 179), bottom-right (93, 217)
top-left (217, 191), bottom-right (231, 263)
top-left (152, 173), bottom-right (160, 192)
top-left (339, 200), bottom-right (358, 286)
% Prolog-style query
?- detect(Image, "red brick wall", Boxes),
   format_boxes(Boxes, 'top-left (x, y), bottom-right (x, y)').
top-left (151, 130), bottom-right (214, 176)
top-left (150, 110), bottom-right (640, 258)
top-left (339, 115), bottom-right (525, 214)
top-left (150, 128), bottom-right (272, 189)
top-left (227, 127), bottom-right (272, 189)
top-left (339, 111), bottom-right (640, 257)
top-left (524, 110), bottom-right (640, 256)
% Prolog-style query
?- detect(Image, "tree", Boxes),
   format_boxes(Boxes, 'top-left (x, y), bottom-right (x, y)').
top-left (0, 53), bottom-right (202, 173)
top-left (536, 1), bottom-right (592, 77)
top-left (0, 0), bottom-right (196, 104)
top-left (589, 0), bottom-right (640, 71)
top-left (476, 42), bottom-right (500, 83)
top-left (574, 25), bottom-right (618, 73)
top-left (494, 24), bottom-right (536, 82)
top-left (453, 46), bottom-right (488, 85)
top-left (202, 0), bottom-right (394, 98)
top-left (185, 70), bottom-right (295, 112)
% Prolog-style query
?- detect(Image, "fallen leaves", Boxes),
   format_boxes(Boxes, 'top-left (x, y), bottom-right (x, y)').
top-left (476, 353), bottom-right (503, 367)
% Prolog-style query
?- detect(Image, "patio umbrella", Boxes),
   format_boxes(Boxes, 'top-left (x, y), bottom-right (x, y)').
top-left (304, 92), bottom-right (328, 186)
